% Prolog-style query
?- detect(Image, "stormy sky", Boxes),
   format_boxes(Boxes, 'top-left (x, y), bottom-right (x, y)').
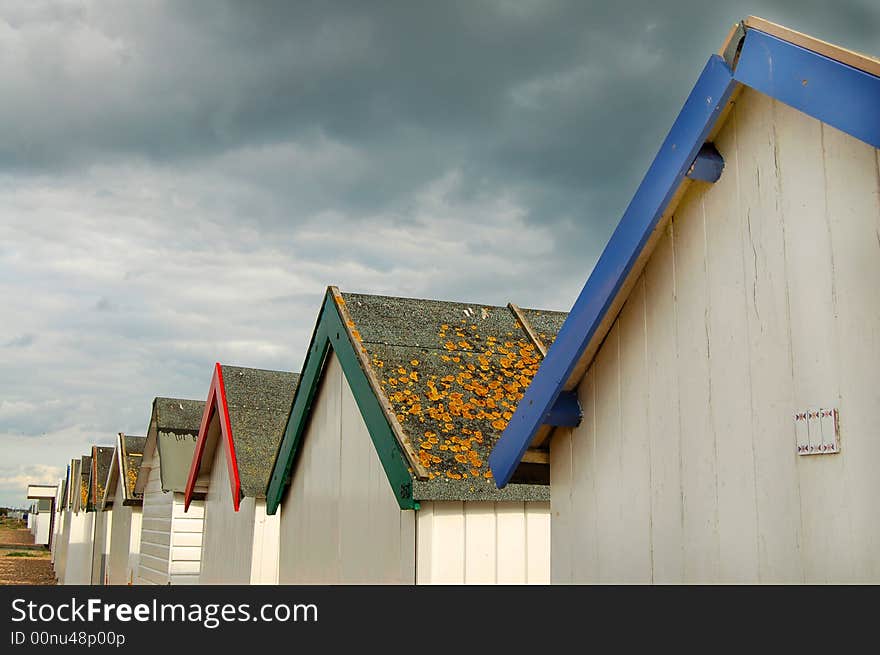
top-left (1, 1), bottom-right (878, 507)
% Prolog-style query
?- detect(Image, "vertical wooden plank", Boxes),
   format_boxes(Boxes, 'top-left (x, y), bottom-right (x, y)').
top-left (570, 368), bottom-right (598, 582)
top-left (495, 502), bottom-right (527, 583)
top-left (464, 502), bottom-right (498, 583)
top-left (644, 223), bottom-right (684, 582)
top-left (525, 502), bottom-right (551, 584)
top-left (430, 502), bottom-right (465, 583)
top-left (339, 365), bottom-right (371, 582)
top-left (617, 277), bottom-right (653, 582)
top-left (549, 427), bottom-right (573, 583)
top-left (311, 353), bottom-right (342, 582)
top-left (733, 89), bottom-right (803, 582)
top-left (594, 323), bottom-right (622, 582)
top-left (398, 507), bottom-right (417, 584)
top-left (775, 100), bottom-right (854, 582)
top-left (822, 123), bottom-right (880, 581)
top-left (674, 189), bottom-right (720, 582)
top-left (415, 502), bottom-right (434, 584)
top-left (703, 108), bottom-right (760, 582)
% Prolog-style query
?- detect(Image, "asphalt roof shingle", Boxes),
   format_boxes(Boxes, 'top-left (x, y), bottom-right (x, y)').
top-left (339, 291), bottom-right (566, 499)
top-left (220, 366), bottom-right (299, 498)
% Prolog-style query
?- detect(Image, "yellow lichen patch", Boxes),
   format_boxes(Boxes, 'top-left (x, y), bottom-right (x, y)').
top-left (375, 319), bottom-right (552, 482)
top-left (351, 329), bottom-right (363, 342)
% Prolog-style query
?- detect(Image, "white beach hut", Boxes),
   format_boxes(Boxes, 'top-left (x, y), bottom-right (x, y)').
top-left (490, 17), bottom-right (880, 583)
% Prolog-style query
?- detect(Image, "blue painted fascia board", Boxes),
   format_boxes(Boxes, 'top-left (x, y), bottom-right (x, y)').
top-left (489, 54), bottom-right (736, 486)
top-left (544, 390), bottom-right (583, 428)
top-left (735, 28), bottom-right (880, 149)
top-left (686, 143), bottom-right (725, 182)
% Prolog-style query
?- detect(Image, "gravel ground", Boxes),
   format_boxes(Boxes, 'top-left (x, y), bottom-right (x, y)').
top-left (0, 519), bottom-right (56, 585)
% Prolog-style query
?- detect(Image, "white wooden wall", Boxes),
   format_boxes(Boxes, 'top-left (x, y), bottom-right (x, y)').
top-left (279, 352), bottom-right (416, 584)
top-left (200, 429), bottom-right (279, 584)
top-left (62, 511), bottom-right (94, 585)
top-left (33, 513), bottom-right (51, 546)
top-left (279, 351), bottom-right (551, 584)
top-left (551, 88), bottom-right (880, 584)
top-left (416, 501), bottom-right (550, 584)
top-left (90, 510), bottom-right (111, 584)
top-left (54, 510), bottom-right (70, 582)
top-left (106, 482), bottom-right (143, 585)
top-left (136, 444), bottom-right (204, 585)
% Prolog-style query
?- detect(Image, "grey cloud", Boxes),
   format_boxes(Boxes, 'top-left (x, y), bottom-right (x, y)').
top-left (4, 333), bottom-right (35, 347)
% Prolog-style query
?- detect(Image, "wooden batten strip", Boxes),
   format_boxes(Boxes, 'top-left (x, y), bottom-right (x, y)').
top-left (745, 15), bottom-right (880, 78)
top-left (507, 302), bottom-right (548, 357)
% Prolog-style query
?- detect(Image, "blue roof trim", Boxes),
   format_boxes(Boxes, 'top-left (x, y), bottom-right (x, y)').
top-left (489, 54), bottom-right (736, 486)
top-left (490, 26), bottom-right (880, 487)
top-left (734, 28), bottom-right (880, 149)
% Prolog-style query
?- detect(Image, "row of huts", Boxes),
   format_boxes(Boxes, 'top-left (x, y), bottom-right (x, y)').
top-left (32, 17), bottom-right (880, 584)
top-left (43, 288), bottom-right (562, 584)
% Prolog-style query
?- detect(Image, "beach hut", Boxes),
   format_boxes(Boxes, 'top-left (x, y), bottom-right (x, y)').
top-left (183, 365), bottom-right (299, 584)
top-left (88, 446), bottom-right (114, 584)
top-left (26, 484), bottom-right (57, 547)
top-left (134, 397), bottom-right (205, 585)
top-left (61, 454), bottom-right (95, 584)
top-left (490, 17), bottom-right (880, 583)
top-left (266, 287), bottom-right (563, 584)
top-left (100, 433), bottom-right (146, 585)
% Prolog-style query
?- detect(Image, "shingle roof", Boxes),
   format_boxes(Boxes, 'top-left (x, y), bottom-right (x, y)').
top-left (220, 366), bottom-right (299, 497)
top-left (80, 455), bottom-right (92, 511)
top-left (122, 435), bottom-right (146, 501)
top-left (342, 291), bottom-right (565, 495)
top-left (91, 446), bottom-right (114, 509)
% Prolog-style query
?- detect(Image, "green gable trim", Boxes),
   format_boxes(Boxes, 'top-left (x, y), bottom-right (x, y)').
top-left (267, 290), bottom-right (418, 514)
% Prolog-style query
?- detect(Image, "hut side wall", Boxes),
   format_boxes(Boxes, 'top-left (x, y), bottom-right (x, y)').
top-left (90, 509), bottom-right (111, 584)
top-left (137, 441), bottom-right (204, 585)
top-left (415, 501), bottom-right (550, 584)
top-left (107, 480), bottom-right (141, 585)
top-left (168, 493), bottom-right (203, 584)
top-left (54, 510), bottom-right (70, 582)
top-left (279, 352), bottom-right (416, 584)
top-left (200, 430), bottom-right (257, 585)
top-left (137, 444), bottom-right (172, 584)
top-left (62, 511), bottom-right (94, 585)
top-left (551, 88), bottom-right (880, 583)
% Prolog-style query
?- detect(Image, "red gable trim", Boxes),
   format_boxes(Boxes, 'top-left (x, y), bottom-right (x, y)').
top-left (184, 363), bottom-right (242, 512)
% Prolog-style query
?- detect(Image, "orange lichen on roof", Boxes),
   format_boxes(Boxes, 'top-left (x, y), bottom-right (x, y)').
top-left (377, 323), bottom-right (542, 481)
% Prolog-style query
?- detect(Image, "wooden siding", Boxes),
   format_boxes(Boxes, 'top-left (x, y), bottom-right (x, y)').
top-left (136, 442), bottom-right (204, 585)
top-left (249, 500), bottom-right (280, 584)
top-left (551, 88), bottom-right (880, 583)
top-left (200, 428), bottom-right (257, 584)
top-left (62, 511), bottom-right (94, 585)
top-left (90, 509), bottom-right (111, 584)
top-left (54, 510), bottom-right (70, 582)
top-left (279, 352), bottom-right (416, 584)
top-left (106, 478), bottom-right (142, 585)
top-left (415, 501), bottom-right (550, 584)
